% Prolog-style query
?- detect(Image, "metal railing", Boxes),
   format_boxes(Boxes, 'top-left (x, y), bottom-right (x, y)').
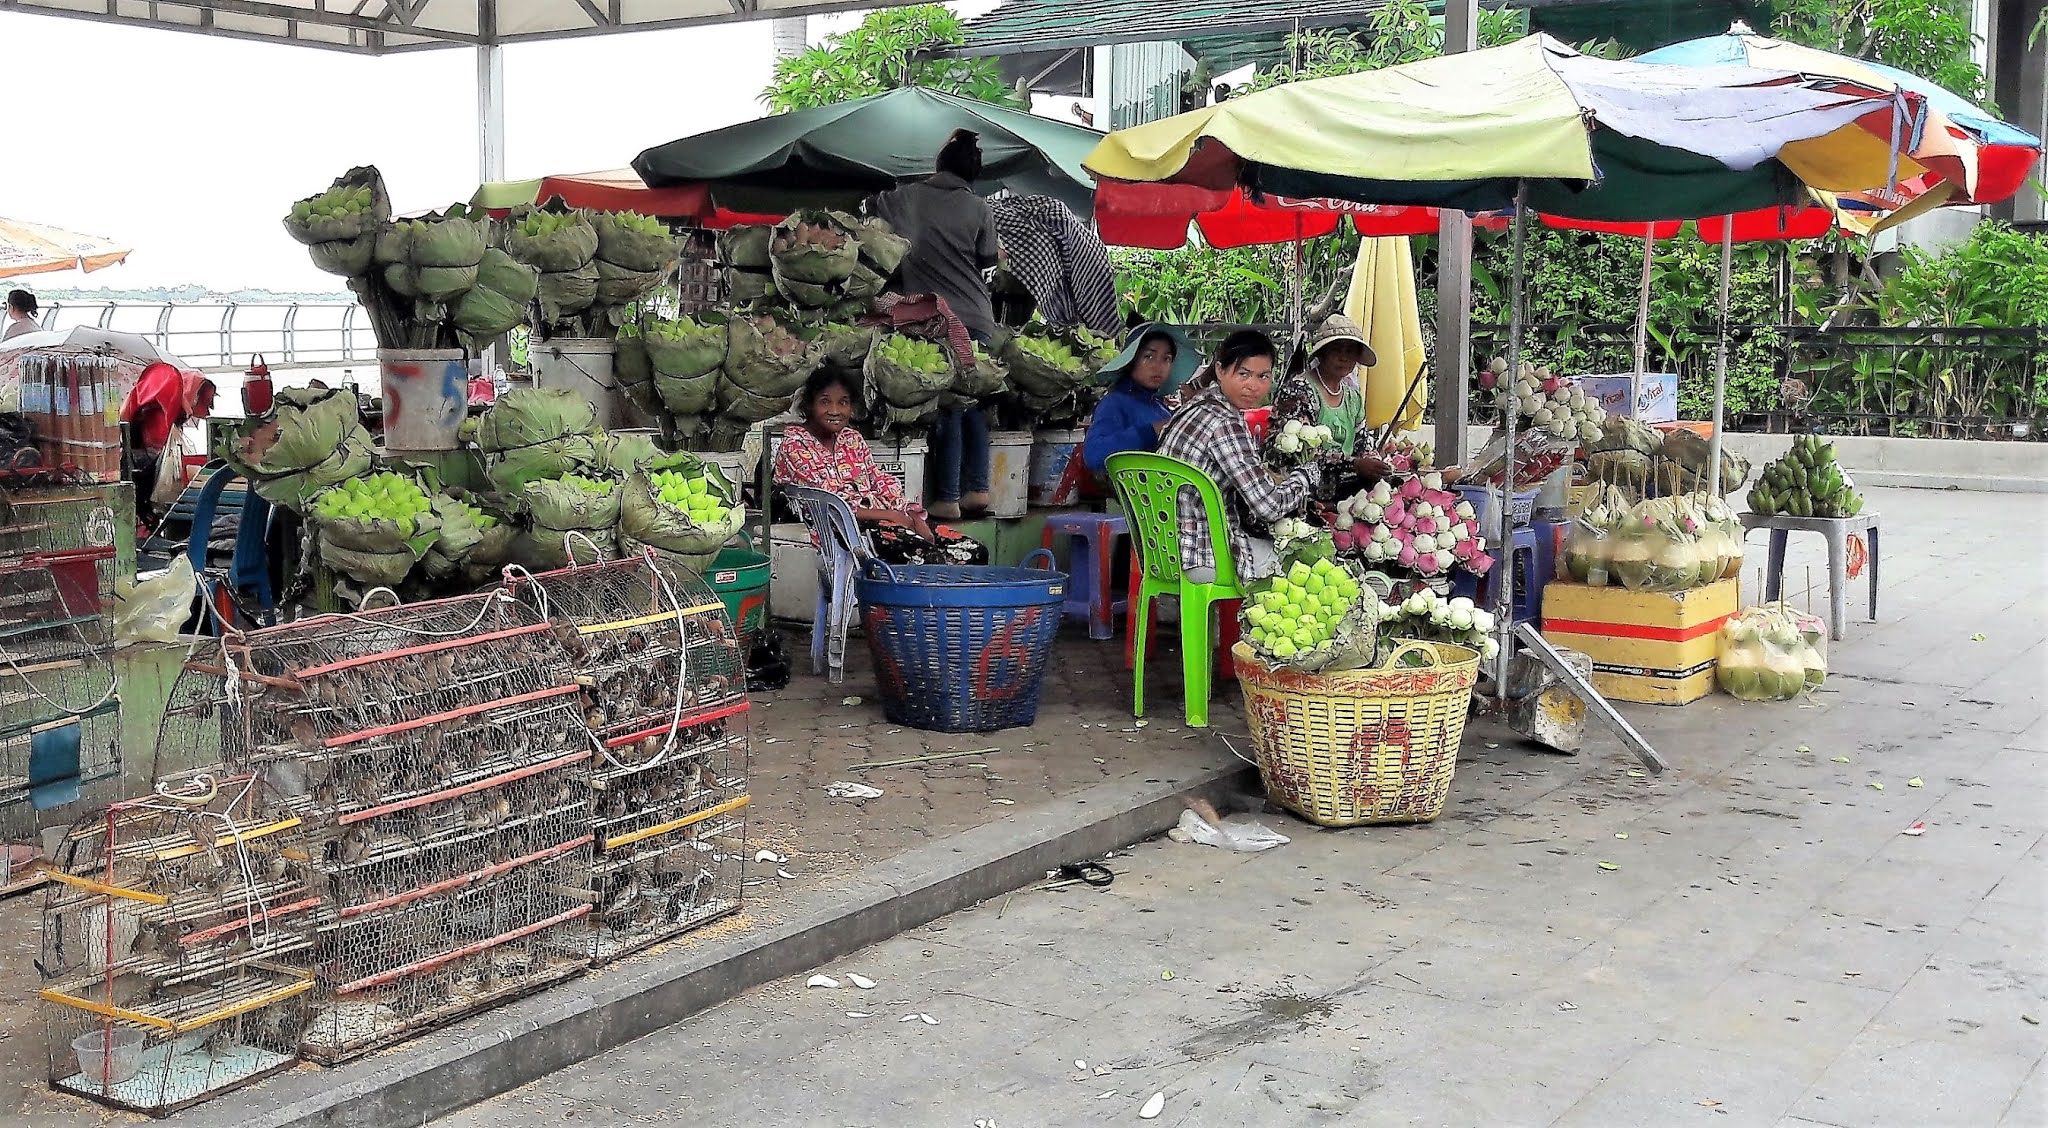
top-left (34, 300), bottom-right (377, 374)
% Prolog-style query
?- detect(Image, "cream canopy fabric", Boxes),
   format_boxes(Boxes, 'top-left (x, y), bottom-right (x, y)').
top-left (0, 218), bottom-right (130, 281)
top-left (5, 0), bottom-right (926, 54)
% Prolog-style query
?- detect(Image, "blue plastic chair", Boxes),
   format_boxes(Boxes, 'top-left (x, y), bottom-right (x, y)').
top-left (186, 465), bottom-right (277, 633)
top-left (784, 486), bottom-right (873, 684)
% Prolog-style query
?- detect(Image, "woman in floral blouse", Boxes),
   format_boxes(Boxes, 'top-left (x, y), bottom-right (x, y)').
top-left (774, 369), bottom-right (987, 566)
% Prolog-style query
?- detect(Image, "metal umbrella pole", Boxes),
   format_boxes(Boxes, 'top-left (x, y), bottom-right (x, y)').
top-left (1705, 217), bottom-right (1734, 493)
top-left (1633, 228), bottom-right (1654, 375)
top-left (1492, 181), bottom-right (1529, 692)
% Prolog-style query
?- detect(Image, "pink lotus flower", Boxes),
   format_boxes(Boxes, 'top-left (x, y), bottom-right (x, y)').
top-left (1416, 517), bottom-right (1438, 536)
top-left (1383, 500), bottom-right (1407, 525)
top-left (1397, 544), bottom-right (1419, 567)
top-left (1332, 529), bottom-right (1357, 552)
top-left (1468, 552), bottom-right (1495, 575)
top-left (1398, 478), bottom-right (1424, 500)
top-left (1425, 490), bottom-right (1456, 509)
top-left (1541, 376), bottom-right (1561, 394)
top-left (1478, 369), bottom-right (1498, 391)
top-left (1452, 538), bottom-right (1477, 561)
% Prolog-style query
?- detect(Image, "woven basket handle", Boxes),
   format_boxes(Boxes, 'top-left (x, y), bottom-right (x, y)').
top-left (1380, 639), bottom-right (1443, 670)
top-left (861, 557), bottom-right (902, 584)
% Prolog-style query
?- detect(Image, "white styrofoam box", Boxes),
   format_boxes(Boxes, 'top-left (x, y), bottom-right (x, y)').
top-left (1578, 373), bottom-right (1678, 424)
top-left (768, 433), bottom-right (928, 507)
top-left (769, 523), bottom-right (821, 624)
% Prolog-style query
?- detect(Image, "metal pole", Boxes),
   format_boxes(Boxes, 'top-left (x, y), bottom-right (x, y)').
top-left (1434, 0), bottom-right (1479, 465)
top-left (476, 33), bottom-right (506, 185)
top-left (1633, 228), bottom-right (1653, 375)
top-left (1706, 218), bottom-right (1733, 495)
top-left (1494, 181), bottom-right (1527, 692)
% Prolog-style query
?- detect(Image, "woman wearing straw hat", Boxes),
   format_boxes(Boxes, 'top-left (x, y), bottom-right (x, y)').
top-left (1269, 314), bottom-right (1389, 473)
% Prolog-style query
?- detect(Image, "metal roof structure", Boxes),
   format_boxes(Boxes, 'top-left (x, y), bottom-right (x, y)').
top-left (0, 0), bottom-right (911, 54)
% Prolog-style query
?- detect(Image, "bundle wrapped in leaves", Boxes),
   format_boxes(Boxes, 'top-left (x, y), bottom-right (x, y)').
top-left (309, 471), bottom-right (443, 587)
top-left (727, 268), bottom-right (777, 306)
top-left (1065, 325), bottom-right (1122, 372)
top-left (845, 214), bottom-right (910, 275)
top-left (593, 210), bottom-right (677, 274)
top-left (596, 429), bottom-right (668, 476)
top-left (374, 211), bottom-right (487, 302)
top-left (285, 167), bottom-right (391, 278)
top-left (722, 313), bottom-right (818, 401)
top-left (865, 333), bottom-right (954, 407)
top-left (812, 322), bottom-right (877, 369)
top-left (718, 225), bottom-right (772, 270)
top-left (612, 326), bottom-right (660, 415)
top-left (618, 457), bottom-right (746, 573)
top-left (217, 384), bottom-right (375, 513)
top-left (1240, 548), bottom-right (1384, 672)
top-left (422, 489), bottom-right (514, 582)
top-left (505, 207), bottom-right (600, 273)
top-left (452, 248), bottom-right (539, 345)
top-left (769, 211), bottom-right (860, 286)
top-left (476, 387), bottom-right (602, 494)
top-left (1657, 427), bottom-right (1750, 497)
top-left (949, 343), bottom-right (1010, 406)
top-left (645, 313), bottom-right (726, 381)
top-left (517, 472), bottom-right (620, 569)
top-left (1001, 329), bottom-right (1091, 400)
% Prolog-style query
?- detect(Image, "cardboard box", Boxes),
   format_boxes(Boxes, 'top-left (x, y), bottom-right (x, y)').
top-left (1542, 579), bottom-right (1739, 706)
top-left (1579, 373), bottom-right (1679, 424)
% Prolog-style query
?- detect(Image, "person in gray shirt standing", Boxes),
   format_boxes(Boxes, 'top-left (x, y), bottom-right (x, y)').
top-left (872, 130), bottom-right (998, 518)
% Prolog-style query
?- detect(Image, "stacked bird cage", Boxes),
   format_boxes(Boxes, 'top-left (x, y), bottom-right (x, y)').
top-left (504, 553), bottom-right (749, 964)
top-left (153, 591), bottom-right (596, 1064)
top-left (0, 484), bottom-right (122, 867)
top-left (37, 774), bottom-right (317, 1116)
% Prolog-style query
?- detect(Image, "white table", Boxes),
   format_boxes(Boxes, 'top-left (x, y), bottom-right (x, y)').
top-left (1738, 511), bottom-right (1880, 641)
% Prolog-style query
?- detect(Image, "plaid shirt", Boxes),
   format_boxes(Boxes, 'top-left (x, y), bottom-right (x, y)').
top-left (1157, 391), bottom-right (1313, 578)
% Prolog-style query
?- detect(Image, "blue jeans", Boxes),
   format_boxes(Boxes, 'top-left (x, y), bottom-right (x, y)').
top-left (929, 405), bottom-right (990, 503)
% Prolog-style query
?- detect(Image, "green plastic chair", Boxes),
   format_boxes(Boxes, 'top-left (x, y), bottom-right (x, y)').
top-left (1104, 452), bottom-right (1245, 728)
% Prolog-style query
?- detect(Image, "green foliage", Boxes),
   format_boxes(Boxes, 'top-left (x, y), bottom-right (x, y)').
top-left (761, 6), bottom-right (1021, 112)
top-left (1875, 223), bottom-right (2048, 330)
top-left (1468, 228), bottom-right (1786, 419)
top-left (1238, 0), bottom-right (1531, 92)
top-left (1771, 0), bottom-right (1986, 101)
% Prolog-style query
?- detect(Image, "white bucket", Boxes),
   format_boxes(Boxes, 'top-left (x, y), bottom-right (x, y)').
top-left (868, 436), bottom-right (928, 508)
top-left (377, 348), bottom-right (467, 452)
top-left (989, 431), bottom-right (1033, 518)
top-left (1029, 428), bottom-right (1090, 507)
top-left (531, 337), bottom-right (632, 430)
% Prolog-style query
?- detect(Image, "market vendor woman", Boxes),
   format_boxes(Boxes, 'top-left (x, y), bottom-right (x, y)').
top-left (774, 369), bottom-right (988, 566)
top-left (1156, 330), bottom-right (1314, 582)
top-left (1082, 323), bottom-right (1197, 478)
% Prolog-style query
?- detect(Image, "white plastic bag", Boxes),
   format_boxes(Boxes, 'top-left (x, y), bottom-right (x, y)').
top-left (1171, 809), bottom-right (1291, 853)
top-left (149, 429), bottom-right (191, 510)
top-left (113, 556), bottom-right (197, 644)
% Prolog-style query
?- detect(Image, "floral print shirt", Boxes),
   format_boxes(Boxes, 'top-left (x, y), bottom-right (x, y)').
top-left (773, 426), bottom-right (925, 523)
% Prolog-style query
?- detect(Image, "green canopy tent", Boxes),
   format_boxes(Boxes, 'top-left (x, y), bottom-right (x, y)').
top-left (630, 87), bottom-right (1105, 219)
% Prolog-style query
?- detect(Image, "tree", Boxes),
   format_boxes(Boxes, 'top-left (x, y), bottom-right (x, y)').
top-left (762, 6), bottom-right (1022, 113)
top-left (1771, 0), bottom-right (1987, 101)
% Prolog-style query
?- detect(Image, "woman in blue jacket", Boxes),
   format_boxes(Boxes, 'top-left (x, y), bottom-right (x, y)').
top-left (1083, 323), bottom-right (1198, 479)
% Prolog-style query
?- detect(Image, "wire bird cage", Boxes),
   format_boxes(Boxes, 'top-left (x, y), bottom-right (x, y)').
top-left (151, 591), bottom-right (596, 1064)
top-left (37, 775), bottom-right (316, 1116)
top-left (504, 554), bottom-right (749, 964)
top-left (1, 485), bottom-right (121, 850)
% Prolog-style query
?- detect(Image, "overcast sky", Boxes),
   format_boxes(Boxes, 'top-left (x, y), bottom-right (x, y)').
top-left (2, 8), bottom-right (945, 293)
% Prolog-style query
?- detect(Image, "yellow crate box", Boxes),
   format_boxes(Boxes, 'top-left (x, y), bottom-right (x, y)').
top-left (1542, 579), bottom-right (1739, 706)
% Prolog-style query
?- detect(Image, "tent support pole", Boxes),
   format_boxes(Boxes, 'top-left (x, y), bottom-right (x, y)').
top-left (1633, 229), bottom-right (1653, 374)
top-left (1493, 180), bottom-right (1528, 693)
top-left (476, 37), bottom-right (506, 185)
top-left (1707, 217), bottom-right (1733, 494)
top-left (1433, 0), bottom-right (1479, 465)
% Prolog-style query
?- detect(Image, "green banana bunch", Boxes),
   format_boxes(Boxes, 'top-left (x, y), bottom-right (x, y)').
top-left (1746, 435), bottom-right (1864, 519)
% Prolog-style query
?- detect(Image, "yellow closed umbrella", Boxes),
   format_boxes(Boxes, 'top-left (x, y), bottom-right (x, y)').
top-left (1344, 236), bottom-right (1427, 434)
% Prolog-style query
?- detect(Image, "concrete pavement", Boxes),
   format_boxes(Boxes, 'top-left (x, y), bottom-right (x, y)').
top-left (433, 485), bottom-right (2048, 1127)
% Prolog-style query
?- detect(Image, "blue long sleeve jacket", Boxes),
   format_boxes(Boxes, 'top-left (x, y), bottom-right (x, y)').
top-left (1083, 378), bottom-right (1173, 475)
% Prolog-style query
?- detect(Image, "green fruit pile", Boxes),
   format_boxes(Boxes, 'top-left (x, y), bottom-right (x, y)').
top-left (1244, 558), bottom-right (1363, 660)
top-left (1011, 335), bottom-right (1081, 370)
top-left (314, 473), bottom-right (431, 534)
top-left (649, 468), bottom-right (734, 524)
top-left (605, 211), bottom-right (668, 238)
top-left (289, 185), bottom-right (374, 222)
top-left (557, 474), bottom-right (616, 496)
top-left (447, 497), bottom-right (498, 531)
top-left (1748, 435), bottom-right (1863, 518)
top-left (876, 334), bottom-right (949, 375)
top-left (517, 211), bottom-right (584, 239)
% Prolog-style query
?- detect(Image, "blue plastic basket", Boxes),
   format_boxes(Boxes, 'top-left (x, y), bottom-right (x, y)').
top-left (856, 549), bottom-right (1068, 733)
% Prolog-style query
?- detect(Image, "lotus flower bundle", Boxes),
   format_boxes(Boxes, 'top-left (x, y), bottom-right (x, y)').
top-left (1480, 357), bottom-right (1604, 447)
top-left (1328, 473), bottom-right (1493, 579)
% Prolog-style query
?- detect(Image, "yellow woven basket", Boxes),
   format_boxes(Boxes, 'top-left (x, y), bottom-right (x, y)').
top-left (1233, 639), bottom-right (1481, 827)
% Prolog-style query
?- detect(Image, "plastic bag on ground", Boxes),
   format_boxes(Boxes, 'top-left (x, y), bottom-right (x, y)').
top-left (1717, 605), bottom-right (1815, 701)
top-left (1170, 809), bottom-right (1290, 853)
top-left (114, 556), bottom-right (197, 644)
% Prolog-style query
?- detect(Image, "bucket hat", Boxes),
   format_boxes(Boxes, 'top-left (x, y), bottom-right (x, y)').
top-left (1098, 323), bottom-right (1200, 396)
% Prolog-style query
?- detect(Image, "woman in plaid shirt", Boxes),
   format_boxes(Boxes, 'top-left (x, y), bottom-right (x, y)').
top-left (1157, 330), bottom-right (1316, 583)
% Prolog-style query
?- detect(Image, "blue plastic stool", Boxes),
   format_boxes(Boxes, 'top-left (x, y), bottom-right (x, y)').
top-left (1040, 511), bottom-right (1128, 640)
top-left (1453, 525), bottom-right (1545, 624)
